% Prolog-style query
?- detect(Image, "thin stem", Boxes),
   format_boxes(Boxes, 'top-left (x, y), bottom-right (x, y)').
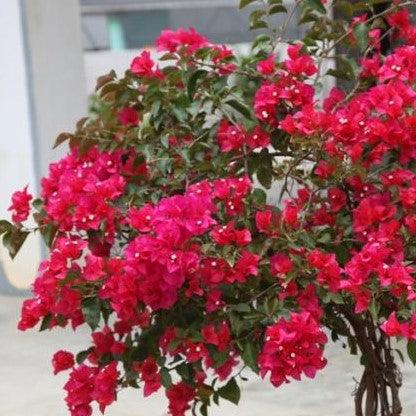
top-left (273, 0), bottom-right (302, 48)
top-left (249, 282), bottom-right (279, 303)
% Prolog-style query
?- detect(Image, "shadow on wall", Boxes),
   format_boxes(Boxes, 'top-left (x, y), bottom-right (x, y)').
top-left (0, 263), bottom-right (29, 296)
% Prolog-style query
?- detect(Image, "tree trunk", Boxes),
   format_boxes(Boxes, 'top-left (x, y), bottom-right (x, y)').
top-left (340, 307), bottom-right (403, 416)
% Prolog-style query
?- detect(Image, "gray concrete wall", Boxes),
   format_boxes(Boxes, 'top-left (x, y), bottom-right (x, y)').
top-left (0, 0), bottom-right (87, 291)
top-left (23, 0), bottom-right (87, 176)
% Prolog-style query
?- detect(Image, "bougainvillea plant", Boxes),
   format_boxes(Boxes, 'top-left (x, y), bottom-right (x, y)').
top-left (5, 0), bottom-right (416, 415)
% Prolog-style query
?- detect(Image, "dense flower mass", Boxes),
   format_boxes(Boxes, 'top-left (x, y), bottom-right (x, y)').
top-left (259, 311), bottom-right (327, 387)
top-left (7, 2), bottom-right (416, 416)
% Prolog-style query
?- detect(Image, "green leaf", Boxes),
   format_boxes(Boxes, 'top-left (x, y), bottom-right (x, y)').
top-left (240, 0), bottom-right (258, 9)
top-left (78, 137), bottom-right (97, 156)
top-left (172, 105), bottom-right (188, 122)
top-left (53, 132), bottom-right (73, 149)
top-left (250, 9), bottom-right (266, 21)
top-left (40, 223), bottom-right (58, 248)
top-left (3, 228), bottom-right (30, 259)
top-left (158, 52), bottom-right (177, 61)
top-left (335, 0), bottom-right (353, 16)
top-left (327, 55), bottom-right (357, 80)
top-left (251, 188), bottom-right (267, 205)
top-left (303, 0), bottom-right (326, 13)
top-left (0, 220), bottom-right (13, 235)
top-left (58, 271), bottom-right (79, 287)
top-left (160, 134), bottom-right (170, 149)
top-left (32, 198), bottom-right (44, 212)
top-left (317, 232), bottom-right (332, 244)
top-left (159, 52), bottom-right (177, 61)
top-left (257, 166), bottom-right (272, 189)
top-left (95, 69), bottom-right (116, 91)
top-left (241, 340), bottom-right (260, 373)
top-left (230, 303), bottom-right (251, 313)
top-left (264, 296), bottom-right (279, 315)
top-left (55, 314), bottom-right (66, 327)
top-left (252, 34), bottom-right (271, 50)
top-left (333, 243), bottom-right (349, 265)
top-left (187, 69), bottom-right (208, 99)
top-left (39, 314), bottom-right (52, 331)
top-left (225, 99), bottom-right (252, 120)
top-left (250, 19), bottom-right (268, 30)
top-left (150, 100), bottom-right (161, 118)
top-left (353, 23), bottom-right (369, 52)
top-left (160, 368), bottom-right (173, 388)
top-left (329, 292), bottom-right (344, 305)
top-left (229, 312), bottom-right (244, 336)
top-left (249, 9), bottom-right (268, 31)
top-left (81, 297), bottom-right (101, 330)
top-left (352, 1), bottom-right (373, 13)
top-left (211, 350), bottom-right (230, 368)
top-left (218, 378), bottom-right (240, 405)
top-left (76, 349), bottom-right (92, 365)
top-left (298, 232), bottom-right (316, 249)
top-left (368, 299), bottom-right (380, 320)
top-left (99, 82), bottom-right (120, 98)
top-left (175, 362), bottom-right (194, 382)
top-left (269, 4), bottom-right (287, 14)
top-left (407, 340), bottom-right (416, 365)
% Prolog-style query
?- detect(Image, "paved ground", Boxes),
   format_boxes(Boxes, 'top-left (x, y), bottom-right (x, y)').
top-left (1, 295), bottom-right (416, 416)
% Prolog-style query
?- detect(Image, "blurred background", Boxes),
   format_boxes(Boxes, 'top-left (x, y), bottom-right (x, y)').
top-left (1, 1), bottom-right (416, 415)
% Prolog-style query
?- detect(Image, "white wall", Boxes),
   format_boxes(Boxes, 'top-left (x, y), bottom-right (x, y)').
top-left (0, 0), bottom-right (87, 290)
top-left (0, 0), bottom-right (41, 290)
top-left (23, 0), bottom-right (87, 175)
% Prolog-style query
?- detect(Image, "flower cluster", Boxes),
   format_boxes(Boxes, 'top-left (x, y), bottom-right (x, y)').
top-left (64, 362), bottom-right (118, 416)
top-left (253, 44), bottom-right (316, 128)
top-left (8, 185), bottom-right (32, 223)
top-left (258, 311), bottom-right (327, 388)
top-left (217, 120), bottom-right (270, 152)
top-left (41, 147), bottom-right (126, 236)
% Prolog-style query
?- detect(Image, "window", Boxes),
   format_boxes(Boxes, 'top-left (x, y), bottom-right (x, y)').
top-left (80, 0), bottom-right (305, 51)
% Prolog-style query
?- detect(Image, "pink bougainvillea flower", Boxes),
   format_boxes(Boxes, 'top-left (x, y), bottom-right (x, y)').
top-left (259, 311), bottom-right (327, 388)
top-left (118, 107), bottom-right (139, 126)
top-left (270, 253), bottom-right (293, 276)
top-left (52, 350), bottom-right (75, 375)
top-left (216, 119), bottom-right (246, 152)
top-left (130, 50), bottom-right (163, 79)
top-left (155, 27), bottom-right (208, 54)
top-left (257, 54), bottom-right (276, 75)
top-left (8, 185), bottom-right (32, 223)
top-left (166, 382), bottom-right (195, 416)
